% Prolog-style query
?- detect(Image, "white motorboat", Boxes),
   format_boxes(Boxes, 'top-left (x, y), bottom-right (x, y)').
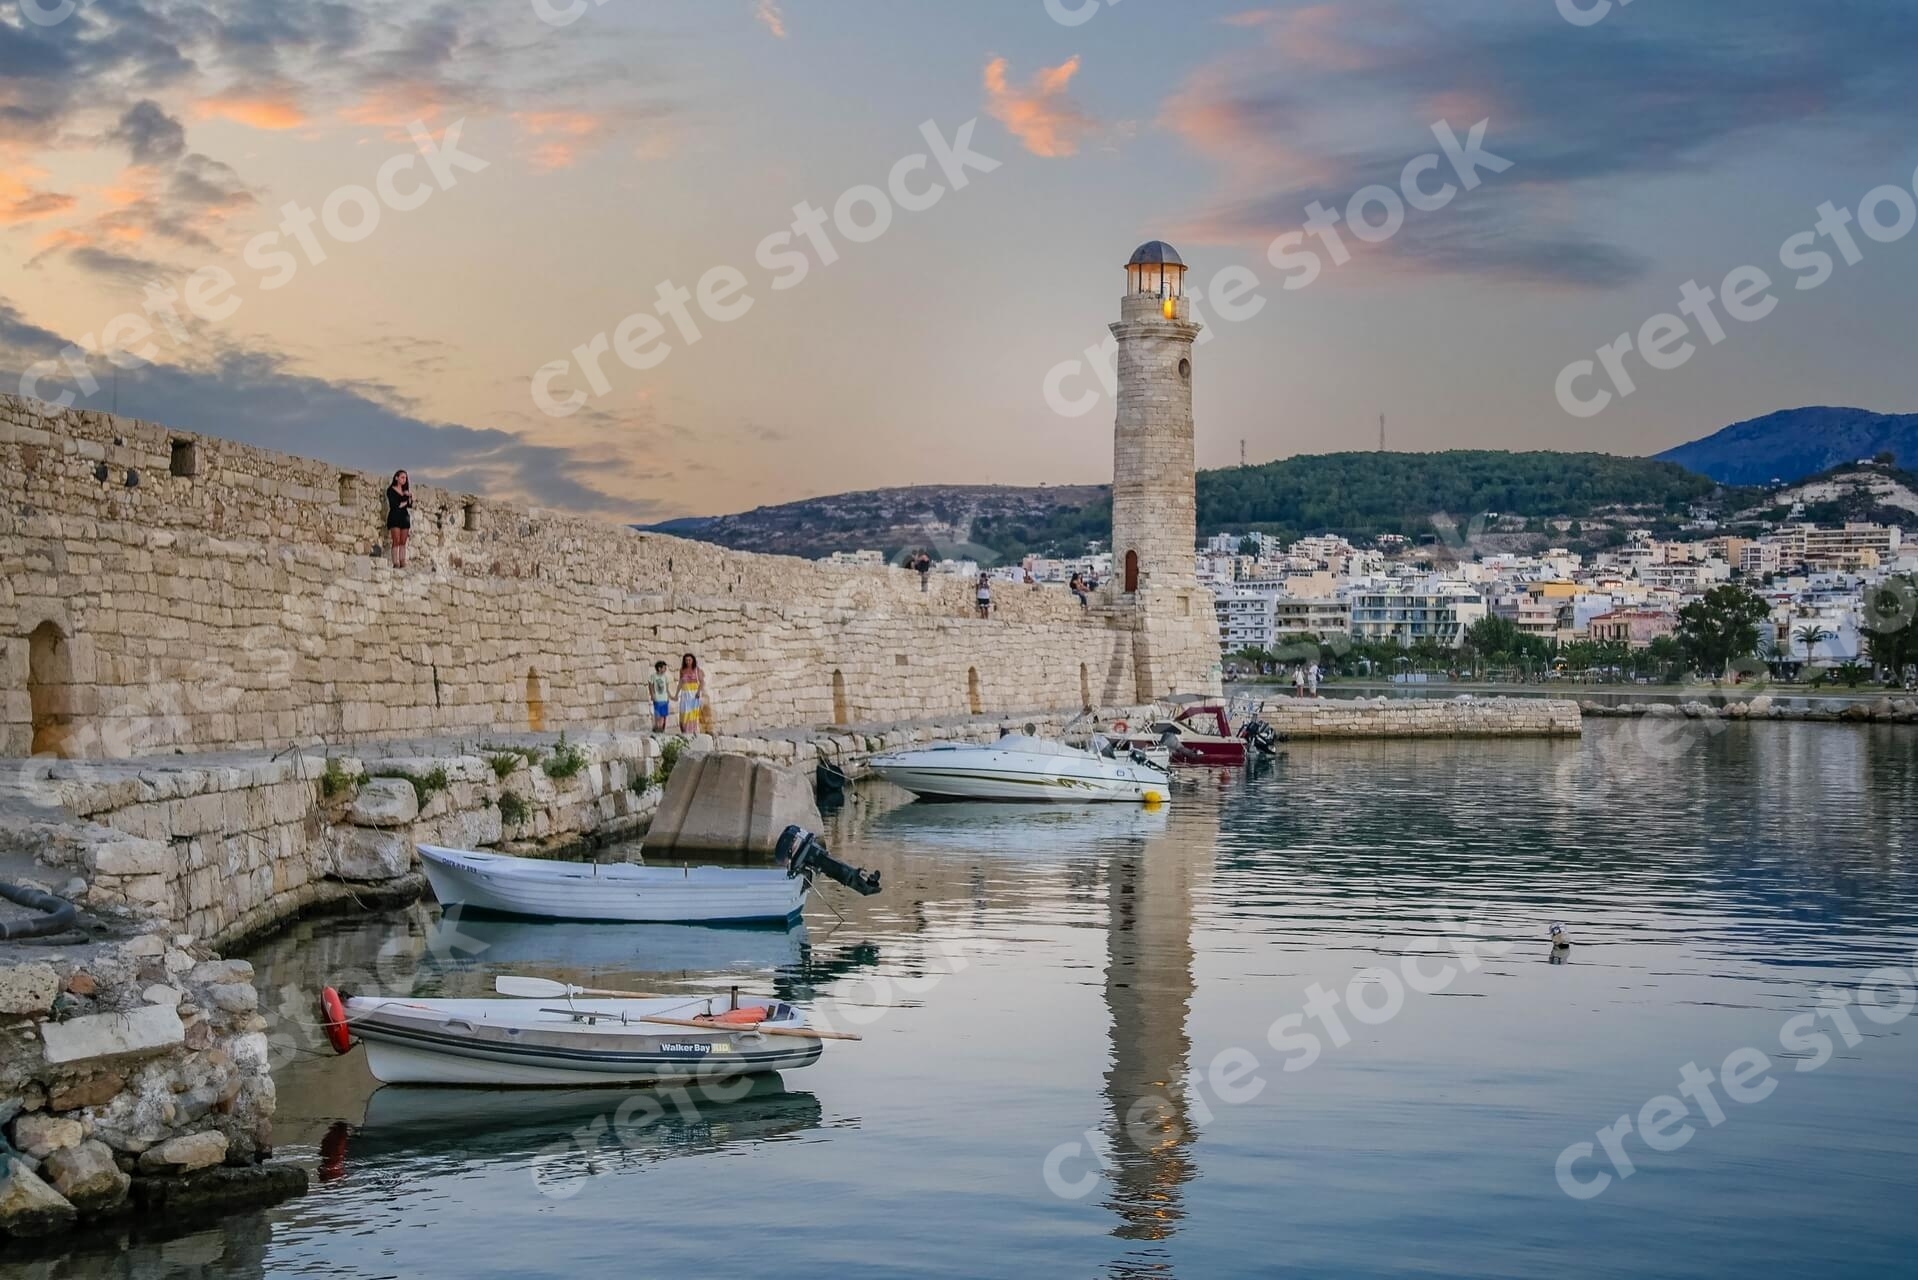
top-left (319, 988), bottom-right (827, 1086)
top-left (418, 827), bottom-right (879, 925)
top-left (867, 734), bottom-right (1171, 804)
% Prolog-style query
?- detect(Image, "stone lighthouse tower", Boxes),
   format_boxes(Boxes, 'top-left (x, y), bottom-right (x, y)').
top-left (1109, 241), bottom-right (1221, 698)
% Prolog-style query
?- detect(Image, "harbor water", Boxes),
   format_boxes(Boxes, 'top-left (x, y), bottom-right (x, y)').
top-left (37, 721), bottom-right (1918, 1277)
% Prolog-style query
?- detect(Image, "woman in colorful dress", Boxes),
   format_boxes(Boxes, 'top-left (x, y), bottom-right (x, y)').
top-left (675, 653), bottom-right (705, 733)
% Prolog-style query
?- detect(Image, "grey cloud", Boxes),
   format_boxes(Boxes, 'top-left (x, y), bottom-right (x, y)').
top-left (0, 298), bottom-right (653, 519)
top-left (109, 99), bottom-right (187, 164)
top-left (1171, 0), bottom-right (1918, 289)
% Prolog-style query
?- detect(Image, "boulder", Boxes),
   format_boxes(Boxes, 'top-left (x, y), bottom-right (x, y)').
top-left (48, 1073), bottom-right (123, 1113)
top-left (12, 1113), bottom-right (82, 1158)
top-left (1746, 694), bottom-right (1774, 715)
top-left (0, 1159), bottom-right (77, 1237)
top-left (329, 827), bottom-right (412, 881)
top-left (138, 1130), bottom-right (227, 1174)
top-left (41, 1140), bottom-right (129, 1214)
top-left (187, 959), bottom-right (254, 986)
top-left (645, 753), bottom-right (822, 856)
top-left (0, 963), bottom-right (60, 1016)
top-left (206, 983), bottom-right (258, 1014)
top-left (346, 777), bottom-right (419, 827)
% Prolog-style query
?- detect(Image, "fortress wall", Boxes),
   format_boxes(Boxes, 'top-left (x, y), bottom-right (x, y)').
top-left (1, 395), bottom-right (1172, 759)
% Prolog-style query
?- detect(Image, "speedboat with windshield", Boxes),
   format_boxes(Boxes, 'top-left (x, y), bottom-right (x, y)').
top-left (867, 733), bottom-right (1171, 804)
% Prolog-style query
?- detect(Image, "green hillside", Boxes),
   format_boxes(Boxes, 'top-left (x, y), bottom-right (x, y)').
top-left (973, 451), bottom-right (1721, 560)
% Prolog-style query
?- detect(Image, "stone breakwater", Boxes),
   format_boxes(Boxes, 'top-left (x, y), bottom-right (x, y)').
top-left (1578, 694), bottom-right (1918, 725)
top-left (0, 934), bottom-right (300, 1240)
top-left (2, 396), bottom-right (1220, 760)
top-left (5, 712), bottom-right (1151, 951)
top-left (1259, 697), bottom-right (1584, 740)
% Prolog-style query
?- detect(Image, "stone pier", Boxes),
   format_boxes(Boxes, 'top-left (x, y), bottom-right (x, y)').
top-left (1259, 696), bottom-right (1584, 740)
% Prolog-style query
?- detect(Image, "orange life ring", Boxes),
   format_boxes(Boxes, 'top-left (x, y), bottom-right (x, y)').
top-left (1112, 720), bottom-right (1129, 733)
top-left (319, 987), bottom-right (353, 1055)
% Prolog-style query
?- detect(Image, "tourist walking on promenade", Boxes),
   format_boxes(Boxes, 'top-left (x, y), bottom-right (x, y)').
top-left (1306, 662), bottom-right (1320, 696)
top-left (675, 653), bottom-right (705, 733)
top-left (914, 551), bottom-right (932, 591)
top-left (1292, 665), bottom-right (1307, 697)
top-left (649, 660), bottom-right (672, 733)
top-left (385, 470), bottom-right (413, 568)
top-left (975, 573), bottom-right (992, 619)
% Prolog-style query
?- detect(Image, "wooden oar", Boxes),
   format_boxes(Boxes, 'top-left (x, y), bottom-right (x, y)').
top-left (494, 976), bottom-right (862, 1041)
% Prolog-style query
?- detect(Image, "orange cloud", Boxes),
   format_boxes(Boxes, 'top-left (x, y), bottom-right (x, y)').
top-left (342, 86), bottom-right (444, 135)
top-left (196, 95), bottom-right (307, 131)
top-left (0, 167), bottom-right (74, 225)
top-left (983, 56), bottom-right (1094, 158)
top-left (753, 0), bottom-right (787, 38)
top-left (514, 111), bottom-right (608, 171)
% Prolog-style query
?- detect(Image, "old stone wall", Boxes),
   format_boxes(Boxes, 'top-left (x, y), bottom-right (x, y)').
top-left (1260, 696), bottom-right (1584, 739)
top-left (10, 711), bottom-right (1148, 948)
top-left (2, 396), bottom-right (1215, 759)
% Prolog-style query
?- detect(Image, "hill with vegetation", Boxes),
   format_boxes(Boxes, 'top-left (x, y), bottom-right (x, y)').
top-left (1655, 406), bottom-right (1915, 485)
top-left (651, 451), bottom-right (1723, 562)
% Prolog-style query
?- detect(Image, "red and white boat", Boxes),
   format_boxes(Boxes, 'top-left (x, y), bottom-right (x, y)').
top-left (1100, 703), bottom-right (1278, 767)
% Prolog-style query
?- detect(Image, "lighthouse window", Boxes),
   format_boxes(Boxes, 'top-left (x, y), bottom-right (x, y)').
top-left (1178, 359), bottom-right (1191, 380)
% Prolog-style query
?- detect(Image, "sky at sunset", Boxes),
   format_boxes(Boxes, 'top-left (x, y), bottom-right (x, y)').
top-left (4, 0), bottom-right (1917, 521)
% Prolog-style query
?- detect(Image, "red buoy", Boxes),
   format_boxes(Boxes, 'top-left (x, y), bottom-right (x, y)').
top-left (318, 987), bottom-right (353, 1055)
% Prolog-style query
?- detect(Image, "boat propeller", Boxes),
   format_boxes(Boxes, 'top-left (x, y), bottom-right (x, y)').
top-left (776, 826), bottom-right (882, 896)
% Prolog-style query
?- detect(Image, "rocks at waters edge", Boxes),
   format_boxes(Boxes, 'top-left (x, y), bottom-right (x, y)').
top-left (0, 1160), bottom-right (78, 1237)
top-left (42, 1141), bottom-right (130, 1213)
top-left (329, 827), bottom-right (412, 881)
top-left (138, 1130), bottom-right (227, 1174)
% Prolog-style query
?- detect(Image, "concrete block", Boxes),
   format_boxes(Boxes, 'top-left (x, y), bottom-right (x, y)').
top-left (40, 1004), bottom-right (186, 1066)
top-left (646, 752), bottom-right (822, 856)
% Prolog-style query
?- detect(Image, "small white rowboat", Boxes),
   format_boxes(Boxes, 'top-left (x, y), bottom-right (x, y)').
top-left (420, 846), bottom-right (806, 924)
top-left (418, 828), bottom-right (879, 925)
top-left (322, 990), bottom-right (825, 1086)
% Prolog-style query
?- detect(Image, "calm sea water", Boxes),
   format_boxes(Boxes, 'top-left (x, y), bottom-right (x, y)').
top-left (26, 722), bottom-right (1918, 1278)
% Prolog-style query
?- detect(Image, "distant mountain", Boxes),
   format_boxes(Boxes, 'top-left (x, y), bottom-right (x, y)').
top-left (1656, 407), bottom-right (1918, 486)
top-left (642, 483), bottom-right (1107, 561)
top-left (651, 452), bottom-right (1717, 562)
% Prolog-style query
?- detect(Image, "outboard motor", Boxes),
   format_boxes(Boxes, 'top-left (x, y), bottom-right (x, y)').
top-left (775, 825), bottom-right (882, 896)
top-left (1128, 747), bottom-right (1171, 776)
top-left (1240, 719), bottom-right (1282, 756)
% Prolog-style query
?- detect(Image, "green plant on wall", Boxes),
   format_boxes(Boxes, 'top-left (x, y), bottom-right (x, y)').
top-left (497, 791), bottom-right (531, 826)
top-left (653, 737), bottom-right (686, 788)
top-left (542, 733), bottom-right (588, 780)
top-left (320, 757), bottom-right (363, 798)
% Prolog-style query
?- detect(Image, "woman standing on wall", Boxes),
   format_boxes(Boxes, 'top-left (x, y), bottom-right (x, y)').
top-left (676, 653), bottom-right (705, 733)
top-left (385, 470), bottom-right (413, 568)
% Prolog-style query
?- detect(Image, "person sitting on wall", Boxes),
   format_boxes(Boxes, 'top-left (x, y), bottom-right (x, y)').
top-left (385, 469), bottom-right (413, 568)
top-left (1069, 573), bottom-right (1088, 609)
top-left (649, 660), bottom-right (672, 733)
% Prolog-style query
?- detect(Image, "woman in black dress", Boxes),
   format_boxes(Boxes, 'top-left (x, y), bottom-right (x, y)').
top-left (386, 470), bottom-right (413, 567)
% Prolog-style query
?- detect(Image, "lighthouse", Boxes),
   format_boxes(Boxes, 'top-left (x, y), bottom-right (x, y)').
top-left (1108, 241), bottom-right (1220, 698)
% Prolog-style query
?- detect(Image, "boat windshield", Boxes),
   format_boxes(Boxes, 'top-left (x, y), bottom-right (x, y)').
top-left (990, 734), bottom-right (1089, 757)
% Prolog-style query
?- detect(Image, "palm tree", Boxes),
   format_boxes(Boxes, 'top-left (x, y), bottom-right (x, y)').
top-left (1794, 624), bottom-right (1832, 662)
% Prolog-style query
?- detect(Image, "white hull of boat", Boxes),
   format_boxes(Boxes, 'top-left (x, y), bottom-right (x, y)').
top-left (346, 995), bottom-right (823, 1086)
top-left (868, 738), bottom-right (1170, 804)
top-left (420, 846), bottom-right (806, 924)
